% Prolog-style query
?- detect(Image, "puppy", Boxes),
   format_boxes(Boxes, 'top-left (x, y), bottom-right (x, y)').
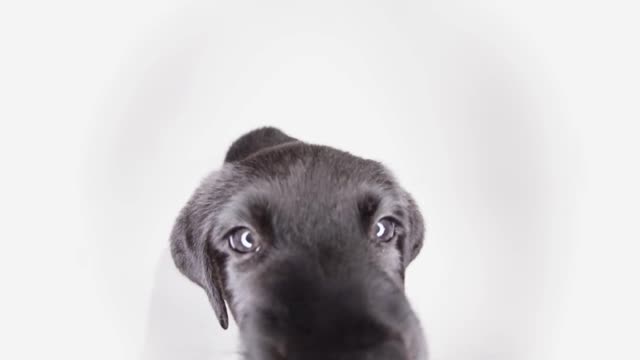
top-left (170, 127), bottom-right (427, 359)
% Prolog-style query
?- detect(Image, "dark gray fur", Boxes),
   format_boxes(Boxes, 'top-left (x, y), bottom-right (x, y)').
top-left (170, 127), bottom-right (427, 359)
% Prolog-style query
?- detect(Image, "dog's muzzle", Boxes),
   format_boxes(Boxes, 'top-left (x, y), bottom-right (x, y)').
top-left (240, 258), bottom-right (419, 360)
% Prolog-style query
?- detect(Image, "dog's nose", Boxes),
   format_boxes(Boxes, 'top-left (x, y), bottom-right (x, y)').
top-left (290, 339), bottom-right (409, 360)
top-left (253, 258), bottom-right (414, 358)
top-left (366, 339), bottom-right (409, 360)
top-left (256, 304), bottom-right (409, 359)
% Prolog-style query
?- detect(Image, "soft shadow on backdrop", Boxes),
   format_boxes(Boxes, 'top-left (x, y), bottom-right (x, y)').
top-left (88, 2), bottom-right (573, 360)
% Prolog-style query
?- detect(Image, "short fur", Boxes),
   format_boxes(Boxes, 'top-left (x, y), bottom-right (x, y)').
top-left (170, 127), bottom-right (427, 359)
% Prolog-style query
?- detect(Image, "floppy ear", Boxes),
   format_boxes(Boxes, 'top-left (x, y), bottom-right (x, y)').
top-left (402, 191), bottom-right (425, 268)
top-left (224, 126), bottom-right (298, 163)
top-left (170, 126), bottom-right (297, 329)
top-left (170, 194), bottom-right (229, 329)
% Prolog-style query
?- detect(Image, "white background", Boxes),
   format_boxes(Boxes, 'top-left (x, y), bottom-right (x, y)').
top-left (0, 1), bottom-right (638, 359)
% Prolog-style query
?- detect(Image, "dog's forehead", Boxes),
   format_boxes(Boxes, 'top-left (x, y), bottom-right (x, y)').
top-left (232, 144), bottom-right (395, 199)
top-left (216, 143), bottom-right (403, 228)
top-left (241, 143), bottom-right (388, 180)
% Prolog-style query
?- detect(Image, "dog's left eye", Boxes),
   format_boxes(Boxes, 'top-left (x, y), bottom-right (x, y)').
top-left (228, 228), bottom-right (261, 253)
top-left (373, 218), bottom-right (396, 242)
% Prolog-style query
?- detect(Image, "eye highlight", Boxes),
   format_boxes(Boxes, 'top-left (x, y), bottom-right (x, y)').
top-left (373, 218), bottom-right (397, 242)
top-left (228, 228), bottom-right (261, 253)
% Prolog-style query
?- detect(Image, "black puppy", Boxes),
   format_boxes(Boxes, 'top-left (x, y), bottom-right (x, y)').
top-left (170, 127), bottom-right (427, 359)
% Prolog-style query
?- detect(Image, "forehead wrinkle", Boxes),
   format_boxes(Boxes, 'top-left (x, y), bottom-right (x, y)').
top-left (214, 185), bottom-right (272, 236)
top-left (357, 183), bottom-right (407, 219)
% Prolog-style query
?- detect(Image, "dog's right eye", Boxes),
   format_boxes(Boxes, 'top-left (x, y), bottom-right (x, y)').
top-left (228, 228), bottom-right (261, 253)
top-left (373, 218), bottom-right (397, 242)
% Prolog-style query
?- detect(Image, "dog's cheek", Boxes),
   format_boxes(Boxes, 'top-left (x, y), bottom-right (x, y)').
top-left (376, 244), bottom-right (404, 284)
top-left (223, 263), bottom-right (256, 325)
top-left (225, 259), bottom-right (277, 328)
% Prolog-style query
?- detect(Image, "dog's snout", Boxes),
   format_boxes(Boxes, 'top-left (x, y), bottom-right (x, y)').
top-left (250, 264), bottom-right (411, 359)
top-left (368, 339), bottom-right (410, 360)
top-left (257, 308), bottom-right (409, 359)
top-left (286, 339), bottom-right (409, 360)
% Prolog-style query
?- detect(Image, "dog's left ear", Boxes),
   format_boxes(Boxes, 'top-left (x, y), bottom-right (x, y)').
top-left (170, 183), bottom-right (229, 329)
top-left (402, 191), bottom-right (425, 268)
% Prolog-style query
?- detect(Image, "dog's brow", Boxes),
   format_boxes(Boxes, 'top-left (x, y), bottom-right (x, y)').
top-left (246, 197), bottom-right (273, 235)
top-left (357, 182), bottom-right (405, 211)
top-left (218, 189), bottom-right (271, 224)
top-left (358, 192), bottom-right (382, 218)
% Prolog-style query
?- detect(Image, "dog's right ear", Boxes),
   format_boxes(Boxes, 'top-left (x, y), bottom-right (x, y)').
top-left (170, 127), bottom-right (296, 329)
top-left (401, 190), bottom-right (426, 268)
top-left (224, 126), bottom-right (298, 163)
top-left (170, 186), bottom-right (229, 329)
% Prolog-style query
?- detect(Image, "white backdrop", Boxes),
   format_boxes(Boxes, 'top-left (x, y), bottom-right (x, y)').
top-left (0, 1), bottom-right (638, 360)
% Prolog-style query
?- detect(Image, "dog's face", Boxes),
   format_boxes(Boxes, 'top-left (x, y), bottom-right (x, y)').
top-left (170, 128), bottom-right (427, 359)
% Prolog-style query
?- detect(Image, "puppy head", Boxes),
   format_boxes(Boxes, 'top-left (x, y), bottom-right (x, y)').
top-left (170, 127), bottom-right (426, 359)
